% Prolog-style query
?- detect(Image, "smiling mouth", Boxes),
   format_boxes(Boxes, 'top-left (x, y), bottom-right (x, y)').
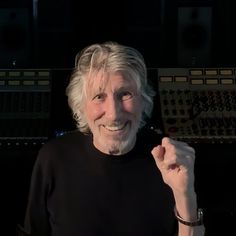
top-left (103, 122), bottom-right (128, 132)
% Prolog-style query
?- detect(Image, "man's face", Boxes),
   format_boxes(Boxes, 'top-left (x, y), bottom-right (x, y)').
top-left (84, 71), bottom-right (143, 155)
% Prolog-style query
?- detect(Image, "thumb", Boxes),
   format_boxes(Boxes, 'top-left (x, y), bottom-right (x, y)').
top-left (151, 145), bottom-right (165, 163)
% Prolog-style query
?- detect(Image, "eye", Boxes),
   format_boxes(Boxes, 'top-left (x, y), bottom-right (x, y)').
top-left (119, 91), bottom-right (133, 101)
top-left (92, 93), bottom-right (106, 102)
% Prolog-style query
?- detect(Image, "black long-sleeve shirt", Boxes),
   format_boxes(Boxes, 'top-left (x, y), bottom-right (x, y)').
top-left (22, 128), bottom-right (177, 236)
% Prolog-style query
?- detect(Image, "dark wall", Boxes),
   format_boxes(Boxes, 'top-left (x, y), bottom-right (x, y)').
top-left (1, 0), bottom-right (236, 69)
top-left (35, 0), bottom-right (162, 68)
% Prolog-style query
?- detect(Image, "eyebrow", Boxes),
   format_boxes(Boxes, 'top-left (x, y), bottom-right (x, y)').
top-left (116, 85), bottom-right (137, 94)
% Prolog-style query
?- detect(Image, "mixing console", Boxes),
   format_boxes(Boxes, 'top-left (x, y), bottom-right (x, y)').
top-left (0, 69), bottom-right (51, 148)
top-left (158, 68), bottom-right (236, 143)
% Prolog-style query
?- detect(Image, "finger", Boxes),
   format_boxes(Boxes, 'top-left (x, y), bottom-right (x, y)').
top-left (152, 145), bottom-right (177, 171)
top-left (161, 137), bottom-right (172, 146)
top-left (151, 145), bottom-right (165, 162)
top-left (162, 137), bottom-right (193, 150)
top-left (162, 137), bottom-right (195, 160)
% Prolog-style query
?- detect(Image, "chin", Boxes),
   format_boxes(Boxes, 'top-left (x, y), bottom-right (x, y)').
top-left (107, 142), bottom-right (131, 155)
top-left (106, 133), bottom-right (137, 155)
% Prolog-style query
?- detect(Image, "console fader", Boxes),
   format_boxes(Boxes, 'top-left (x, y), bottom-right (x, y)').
top-left (158, 68), bottom-right (236, 143)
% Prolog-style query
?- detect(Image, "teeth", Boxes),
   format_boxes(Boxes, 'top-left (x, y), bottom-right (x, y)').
top-left (105, 123), bottom-right (126, 131)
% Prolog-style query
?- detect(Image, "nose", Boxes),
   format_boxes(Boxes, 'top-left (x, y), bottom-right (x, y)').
top-left (106, 96), bottom-right (122, 121)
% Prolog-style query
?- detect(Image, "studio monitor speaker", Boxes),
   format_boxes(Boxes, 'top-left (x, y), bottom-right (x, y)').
top-left (177, 7), bottom-right (212, 67)
top-left (0, 7), bottom-right (32, 68)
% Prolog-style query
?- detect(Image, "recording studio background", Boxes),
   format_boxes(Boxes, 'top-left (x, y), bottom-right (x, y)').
top-left (0, 0), bottom-right (236, 235)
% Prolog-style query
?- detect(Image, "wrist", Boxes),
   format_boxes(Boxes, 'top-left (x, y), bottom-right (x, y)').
top-left (174, 206), bottom-right (204, 226)
top-left (173, 191), bottom-right (198, 221)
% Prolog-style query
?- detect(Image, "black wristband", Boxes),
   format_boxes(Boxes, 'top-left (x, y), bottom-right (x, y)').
top-left (174, 206), bottom-right (204, 226)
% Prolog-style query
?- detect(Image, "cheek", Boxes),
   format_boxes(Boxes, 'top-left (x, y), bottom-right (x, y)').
top-left (124, 97), bottom-right (143, 115)
top-left (84, 102), bottom-right (103, 121)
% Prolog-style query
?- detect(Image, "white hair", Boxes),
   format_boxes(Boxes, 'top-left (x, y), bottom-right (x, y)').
top-left (66, 41), bottom-right (155, 134)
